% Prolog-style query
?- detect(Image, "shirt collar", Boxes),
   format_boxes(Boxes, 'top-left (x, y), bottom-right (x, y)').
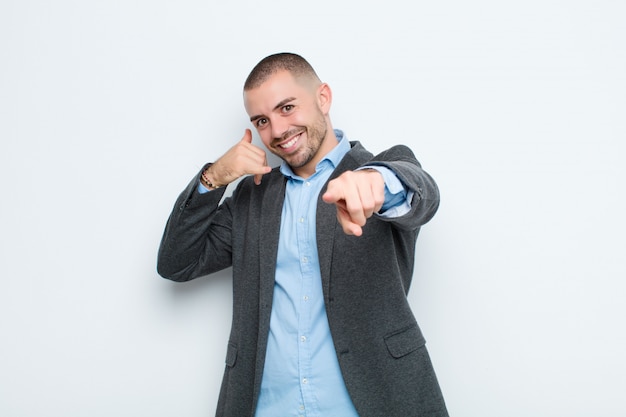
top-left (280, 129), bottom-right (349, 180)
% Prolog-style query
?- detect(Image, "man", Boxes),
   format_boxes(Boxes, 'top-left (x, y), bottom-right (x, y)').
top-left (158, 53), bottom-right (448, 417)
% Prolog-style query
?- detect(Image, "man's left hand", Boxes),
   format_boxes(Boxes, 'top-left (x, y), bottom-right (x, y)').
top-left (322, 169), bottom-right (385, 236)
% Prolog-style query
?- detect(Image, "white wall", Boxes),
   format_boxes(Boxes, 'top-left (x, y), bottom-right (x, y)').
top-left (1, 1), bottom-right (624, 416)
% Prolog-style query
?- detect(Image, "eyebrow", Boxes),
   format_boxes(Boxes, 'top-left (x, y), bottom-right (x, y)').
top-left (249, 97), bottom-right (296, 123)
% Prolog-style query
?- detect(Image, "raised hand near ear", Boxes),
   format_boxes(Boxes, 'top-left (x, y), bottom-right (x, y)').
top-left (322, 169), bottom-right (385, 236)
top-left (205, 129), bottom-right (272, 187)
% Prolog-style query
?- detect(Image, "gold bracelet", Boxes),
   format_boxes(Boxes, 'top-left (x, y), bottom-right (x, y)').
top-left (201, 169), bottom-right (222, 189)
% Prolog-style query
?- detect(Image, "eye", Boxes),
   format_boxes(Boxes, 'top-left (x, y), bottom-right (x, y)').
top-left (255, 118), bottom-right (268, 128)
top-left (281, 104), bottom-right (294, 113)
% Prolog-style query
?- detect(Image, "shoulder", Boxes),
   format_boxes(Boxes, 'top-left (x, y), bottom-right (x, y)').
top-left (339, 141), bottom-right (374, 169)
top-left (346, 141), bottom-right (417, 166)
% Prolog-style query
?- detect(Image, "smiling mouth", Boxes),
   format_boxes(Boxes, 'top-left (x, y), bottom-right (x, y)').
top-left (278, 132), bottom-right (303, 149)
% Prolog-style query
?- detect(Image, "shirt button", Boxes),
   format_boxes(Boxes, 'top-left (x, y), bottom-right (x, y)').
top-left (299, 217), bottom-right (305, 223)
top-left (299, 405), bottom-right (305, 411)
top-left (301, 256), bottom-right (308, 263)
top-left (302, 378), bottom-right (308, 384)
top-left (305, 182), bottom-right (311, 187)
top-left (303, 295), bottom-right (309, 301)
top-left (301, 335), bottom-right (307, 342)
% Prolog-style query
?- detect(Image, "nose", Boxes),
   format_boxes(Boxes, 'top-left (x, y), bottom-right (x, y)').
top-left (270, 117), bottom-right (290, 141)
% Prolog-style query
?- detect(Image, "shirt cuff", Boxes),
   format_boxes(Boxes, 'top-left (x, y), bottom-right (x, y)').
top-left (198, 181), bottom-right (211, 194)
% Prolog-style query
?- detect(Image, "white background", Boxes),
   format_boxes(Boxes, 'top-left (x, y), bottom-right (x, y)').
top-left (1, 1), bottom-right (624, 416)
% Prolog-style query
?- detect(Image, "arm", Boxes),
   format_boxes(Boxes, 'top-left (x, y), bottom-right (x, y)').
top-left (157, 168), bottom-right (233, 281)
top-left (157, 130), bottom-right (271, 281)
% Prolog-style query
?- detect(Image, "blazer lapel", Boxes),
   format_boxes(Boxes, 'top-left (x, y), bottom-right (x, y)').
top-left (258, 174), bottom-right (286, 324)
top-left (317, 147), bottom-right (362, 302)
top-left (253, 173), bottom-right (286, 403)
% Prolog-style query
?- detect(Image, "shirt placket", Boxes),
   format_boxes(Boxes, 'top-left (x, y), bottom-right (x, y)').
top-left (296, 179), bottom-right (318, 417)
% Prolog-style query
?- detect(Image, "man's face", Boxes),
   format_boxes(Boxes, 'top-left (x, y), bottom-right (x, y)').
top-left (244, 70), bottom-right (333, 177)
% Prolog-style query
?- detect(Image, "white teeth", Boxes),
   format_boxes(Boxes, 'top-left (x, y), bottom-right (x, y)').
top-left (279, 135), bottom-right (299, 149)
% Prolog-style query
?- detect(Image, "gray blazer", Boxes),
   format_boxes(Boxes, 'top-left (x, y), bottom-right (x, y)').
top-left (158, 141), bottom-right (448, 417)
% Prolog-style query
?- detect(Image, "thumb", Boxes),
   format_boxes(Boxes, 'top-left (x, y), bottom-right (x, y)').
top-left (241, 128), bottom-right (253, 143)
top-left (322, 178), bottom-right (345, 204)
top-left (322, 189), bottom-right (340, 204)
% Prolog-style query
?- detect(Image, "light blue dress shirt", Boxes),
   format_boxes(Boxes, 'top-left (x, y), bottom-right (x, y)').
top-left (200, 130), bottom-right (411, 416)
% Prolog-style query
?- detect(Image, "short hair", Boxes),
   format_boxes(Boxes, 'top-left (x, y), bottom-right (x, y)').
top-left (244, 52), bottom-right (321, 91)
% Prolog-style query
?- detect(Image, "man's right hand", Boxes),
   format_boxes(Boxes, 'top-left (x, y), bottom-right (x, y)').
top-left (205, 129), bottom-right (272, 187)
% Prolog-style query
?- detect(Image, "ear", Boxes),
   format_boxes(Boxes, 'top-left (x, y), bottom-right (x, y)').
top-left (317, 83), bottom-right (332, 114)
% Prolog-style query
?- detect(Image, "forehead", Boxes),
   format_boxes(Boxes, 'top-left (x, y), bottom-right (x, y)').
top-left (243, 70), bottom-right (314, 114)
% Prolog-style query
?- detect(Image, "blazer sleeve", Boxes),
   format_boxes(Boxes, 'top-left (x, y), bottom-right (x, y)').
top-left (157, 165), bottom-right (234, 281)
top-left (365, 145), bottom-right (440, 231)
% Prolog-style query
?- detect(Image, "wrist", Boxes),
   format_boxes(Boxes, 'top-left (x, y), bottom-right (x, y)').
top-left (201, 167), bottom-right (223, 190)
